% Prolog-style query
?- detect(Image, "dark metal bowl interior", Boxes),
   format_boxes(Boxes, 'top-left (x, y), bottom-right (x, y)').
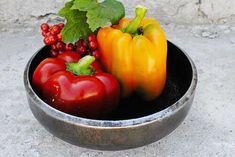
top-left (28, 41), bottom-right (193, 121)
top-left (24, 41), bottom-right (197, 150)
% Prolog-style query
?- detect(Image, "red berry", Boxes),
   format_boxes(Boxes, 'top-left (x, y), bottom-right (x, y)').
top-left (89, 41), bottom-right (98, 50)
top-left (82, 41), bottom-right (88, 48)
top-left (65, 44), bottom-right (74, 51)
top-left (42, 31), bottom-right (47, 37)
top-left (48, 35), bottom-right (57, 45)
top-left (51, 44), bottom-right (58, 50)
top-left (51, 25), bottom-right (61, 35)
top-left (58, 50), bottom-right (64, 55)
top-left (50, 50), bottom-right (58, 57)
top-left (41, 23), bottom-right (49, 32)
top-left (76, 38), bottom-right (87, 48)
top-left (56, 41), bottom-right (65, 50)
top-left (46, 32), bottom-right (52, 37)
top-left (57, 34), bottom-right (63, 42)
top-left (58, 23), bottom-right (65, 29)
top-left (88, 34), bottom-right (96, 42)
top-left (92, 50), bottom-right (100, 59)
top-left (76, 46), bottom-right (86, 54)
top-left (44, 37), bottom-right (51, 45)
top-left (75, 41), bottom-right (80, 47)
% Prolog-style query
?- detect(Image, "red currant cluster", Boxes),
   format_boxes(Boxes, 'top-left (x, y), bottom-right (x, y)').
top-left (40, 23), bottom-right (100, 59)
top-left (74, 35), bottom-right (99, 59)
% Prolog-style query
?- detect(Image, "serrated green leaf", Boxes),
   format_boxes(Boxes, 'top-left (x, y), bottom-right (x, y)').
top-left (72, 0), bottom-right (125, 31)
top-left (58, 0), bottom-right (125, 42)
top-left (100, 0), bottom-right (125, 24)
top-left (61, 11), bottom-right (92, 43)
top-left (58, 0), bottom-right (74, 18)
top-left (71, 0), bottom-right (97, 11)
top-left (58, 0), bottom-right (92, 43)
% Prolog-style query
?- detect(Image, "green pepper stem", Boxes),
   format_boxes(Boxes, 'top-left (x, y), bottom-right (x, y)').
top-left (123, 5), bottom-right (148, 34)
top-left (66, 55), bottom-right (95, 75)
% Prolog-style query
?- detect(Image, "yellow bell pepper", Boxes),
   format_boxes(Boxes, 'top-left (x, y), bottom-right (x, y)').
top-left (97, 6), bottom-right (167, 100)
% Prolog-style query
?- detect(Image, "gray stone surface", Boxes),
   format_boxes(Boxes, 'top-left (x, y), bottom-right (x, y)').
top-left (0, 24), bottom-right (235, 156)
top-left (0, 0), bottom-right (235, 32)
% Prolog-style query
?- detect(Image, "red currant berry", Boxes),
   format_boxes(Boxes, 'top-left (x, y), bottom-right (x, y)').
top-left (89, 41), bottom-right (98, 50)
top-left (65, 43), bottom-right (74, 51)
top-left (51, 25), bottom-right (61, 35)
top-left (76, 46), bottom-right (86, 54)
top-left (58, 50), bottom-right (64, 55)
top-left (88, 34), bottom-right (96, 42)
top-left (92, 50), bottom-right (100, 59)
top-left (44, 37), bottom-right (51, 45)
top-left (46, 32), bottom-right (52, 37)
top-left (42, 31), bottom-right (47, 37)
top-left (41, 23), bottom-right (49, 32)
top-left (57, 34), bottom-right (63, 41)
top-left (56, 41), bottom-right (65, 50)
top-left (76, 38), bottom-right (87, 48)
top-left (75, 41), bottom-right (80, 47)
top-left (50, 50), bottom-right (58, 57)
top-left (51, 44), bottom-right (58, 50)
top-left (58, 23), bottom-right (65, 29)
top-left (82, 41), bottom-right (88, 48)
top-left (48, 35), bottom-right (57, 45)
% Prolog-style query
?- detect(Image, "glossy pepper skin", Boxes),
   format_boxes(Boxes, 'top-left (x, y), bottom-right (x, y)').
top-left (32, 51), bottom-right (80, 91)
top-left (32, 52), bottom-right (120, 118)
top-left (97, 6), bottom-right (167, 100)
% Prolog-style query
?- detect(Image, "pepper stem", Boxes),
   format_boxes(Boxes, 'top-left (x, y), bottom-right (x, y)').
top-left (123, 5), bottom-right (148, 34)
top-left (66, 55), bottom-right (95, 75)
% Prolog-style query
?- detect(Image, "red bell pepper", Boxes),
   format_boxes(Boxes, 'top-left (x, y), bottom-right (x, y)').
top-left (32, 51), bottom-right (120, 118)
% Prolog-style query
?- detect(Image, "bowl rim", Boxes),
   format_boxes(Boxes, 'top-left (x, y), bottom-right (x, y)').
top-left (24, 41), bottom-right (197, 128)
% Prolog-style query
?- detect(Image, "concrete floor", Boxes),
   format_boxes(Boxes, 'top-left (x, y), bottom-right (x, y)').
top-left (0, 25), bottom-right (235, 156)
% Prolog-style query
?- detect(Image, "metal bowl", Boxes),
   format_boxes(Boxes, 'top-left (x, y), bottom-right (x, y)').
top-left (24, 41), bottom-right (197, 150)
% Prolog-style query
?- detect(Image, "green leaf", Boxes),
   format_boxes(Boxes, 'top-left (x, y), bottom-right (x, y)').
top-left (58, 0), bottom-right (125, 42)
top-left (61, 12), bottom-right (92, 43)
top-left (58, 0), bottom-right (74, 18)
top-left (58, 0), bottom-right (92, 43)
top-left (71, 0), bottom-right (97, 11)
top-left (72, 0), bottom-right (125, 31)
